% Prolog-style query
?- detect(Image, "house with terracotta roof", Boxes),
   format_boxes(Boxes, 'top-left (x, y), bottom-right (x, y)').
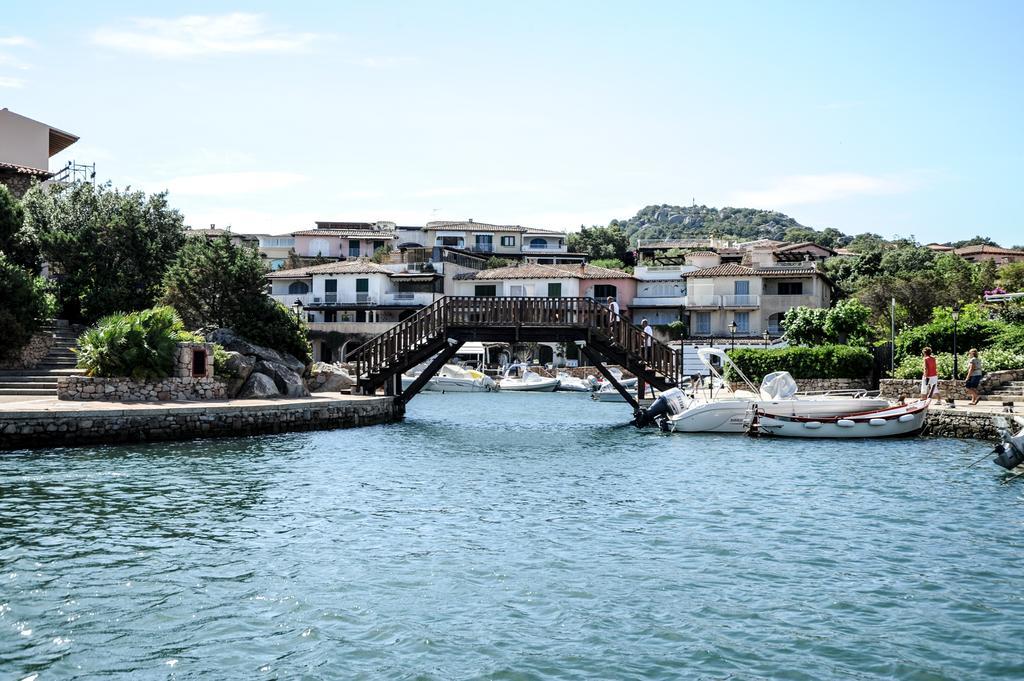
top-left (451, 262), bottom-right (636, 310)
top-left (185, 226), bottom-right (259, 248)
top-left (267, 259), bottom-right (442, 362)
top-left (291, 221), bottom-right (398, 261)
top-left (953, 244), bottom-right (1024, 266)
top-left (401, 219), bottom-right (583, 264)
top-left (0, 108), bottom-right (78, 197)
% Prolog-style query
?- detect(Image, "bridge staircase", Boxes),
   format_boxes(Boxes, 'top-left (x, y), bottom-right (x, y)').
top-left (350, 296), bottom-right (681, 410)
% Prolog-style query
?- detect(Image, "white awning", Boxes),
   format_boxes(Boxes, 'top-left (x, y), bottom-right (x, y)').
top-left (456, 342), bottom-right (486, 357)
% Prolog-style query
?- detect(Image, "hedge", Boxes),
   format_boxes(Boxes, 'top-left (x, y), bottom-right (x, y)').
top-left (724, 344), bottom-right (873, 382)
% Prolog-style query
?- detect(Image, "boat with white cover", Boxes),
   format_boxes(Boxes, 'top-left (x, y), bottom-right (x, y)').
top-left (498, 364), bottom-right (560, 392)
top-left (635, 348), bottom-right (891, 433)
top-left (752, 399), bottom-right (929, 438)
top-left (589, 367), bottom-right (638, 391)
top-left (555, 372), bottom-right (594, 392)
top-left (401, 363), bottom-right (498, 392)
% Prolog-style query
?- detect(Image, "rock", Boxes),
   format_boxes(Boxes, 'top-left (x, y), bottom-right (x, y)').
top-left (223, 351), bottom-right (256, 382)
top-left (667, 214), bottom-right (685, 225)
top-left (254, 360), bottom-right (310, 398)
top-left (307, 363), bottom-right (354, 392)
top-left (208, 328), bottom-right (306, 375)
top-left (236, 372), bottom-right (280, 399)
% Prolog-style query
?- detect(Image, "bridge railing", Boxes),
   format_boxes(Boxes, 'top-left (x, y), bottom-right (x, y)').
top-left (351, 296), bottom-right (679, 387)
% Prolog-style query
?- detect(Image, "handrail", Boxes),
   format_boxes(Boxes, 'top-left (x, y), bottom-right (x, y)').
top-left (350, 296), bottom-right (680, 390)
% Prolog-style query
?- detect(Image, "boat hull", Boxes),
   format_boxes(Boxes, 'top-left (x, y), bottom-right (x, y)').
top-left (754, 401), bottom-right (929, 438)
top-left (499, 379), bottom-right (559, 392)
top-left (665, 397), bottom-right (892, 434)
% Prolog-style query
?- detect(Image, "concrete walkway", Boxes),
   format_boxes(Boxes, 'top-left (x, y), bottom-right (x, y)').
top-left (0, 392), bottom-right (383, 415)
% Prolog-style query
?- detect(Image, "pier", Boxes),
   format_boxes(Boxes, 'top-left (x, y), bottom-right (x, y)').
top-left (350, 296), bottom-right (680, 409)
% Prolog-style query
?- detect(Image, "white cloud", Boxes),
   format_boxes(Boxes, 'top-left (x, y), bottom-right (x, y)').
top-left (0, 53), bottom-right (31, 69)
top-left (0, 76), bottom-right (24, 88)
top-left (0, 36), bottom-right (33, 47)
top-left (731, 173), bottom-right (914, 208)
top-left (346, 56), bottom-right (417, 69)
top-left (411, 181), bottom-right (542, 199)
top-left (158, 171), bottom-right (308, 196)
top-left (91, 13), bottom-right (318, 58)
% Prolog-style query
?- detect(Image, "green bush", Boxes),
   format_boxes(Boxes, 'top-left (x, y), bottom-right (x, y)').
top-left (234, 299), bottom-right (312, 364)
top-left (992, 324), bottom-right (1024, 353)
top-left (725, 344), bottom-right (873, 382)
top-left (75, 306), bottom-right (195, 379)
top-left (212, 343), bottom-right (237, 378)
top-left (894, 304), bottom-right (1002, 359)
top-left (0, 252), bottom-right (56, 361)
top-left (893, 349), bottom-right (1024, 380)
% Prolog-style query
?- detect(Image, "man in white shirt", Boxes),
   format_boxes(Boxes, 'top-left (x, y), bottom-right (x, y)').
top-left (606, 296), bottom-right (619, 320)
top-left (641, 318), bottom-right (654, 360)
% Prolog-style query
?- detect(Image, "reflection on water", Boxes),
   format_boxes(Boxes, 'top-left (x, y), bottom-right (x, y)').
top-left (2, 392), bottom-right (1023, 679)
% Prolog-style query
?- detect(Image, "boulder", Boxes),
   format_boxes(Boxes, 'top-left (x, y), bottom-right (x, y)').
top-left (222, 351), bottom-right (256, 382)
top-left (236, 372), bottom-right (280, 399)
top-left (307, 362), bottom-right (355, 392)
top-left (208, 328), bottom-right (306, 374)
top-left (254, 360), bottom-right (310, 398)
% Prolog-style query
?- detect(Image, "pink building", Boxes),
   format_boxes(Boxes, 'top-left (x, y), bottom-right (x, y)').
top-left (292, 221), bottom-right (398, 261)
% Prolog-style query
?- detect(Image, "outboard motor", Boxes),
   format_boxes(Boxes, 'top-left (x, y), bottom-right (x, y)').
top-left (993, 421), bottom-right (1024, 470)
top-left (633, 388), bottom-right (686, 429)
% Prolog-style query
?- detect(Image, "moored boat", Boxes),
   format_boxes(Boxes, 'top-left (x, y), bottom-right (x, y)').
top-left (751, 399), bottom-right (930, 438)
top-left (498, 364), bottom-right (560, 392)
top-left (556, 372), bottom-right (594, 392)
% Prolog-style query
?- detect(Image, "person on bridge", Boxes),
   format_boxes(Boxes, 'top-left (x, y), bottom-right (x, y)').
top-left (641, 318), bottom-right (654, 361)
top-left (606, 296), bottom-right (619, 321)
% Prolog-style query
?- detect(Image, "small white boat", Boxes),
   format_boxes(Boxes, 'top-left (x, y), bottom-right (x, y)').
top-left (591, 383), bottom-right (658, 404)
top-left (498, 364), bottom-right (560, 392)
top-left (400, 363), bottom-right (498, 392)
top-left (636, 349), bottom-right (891, 433)
top-left (590, 367), bottom-right (637, 390)
top-left (556, 372), bottom-right (593, 392)
top-left (753, 400), bottom-right (930, 438)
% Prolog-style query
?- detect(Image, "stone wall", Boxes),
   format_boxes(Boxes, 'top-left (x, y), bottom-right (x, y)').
top-left (0, 396), bottom-right (398, 450)
top-left (0, 331), bottom-right (53, 369)
top-left (58, 376), bottom-right (226, 402)
top-left (174, 342), bottom-right (216, 378)
top-left (880, 369), bottom-right (1024, 401)
top-left (728, 378), bottom-right (870, 393)
top-left (927, 409), bottom-right (1001, 441)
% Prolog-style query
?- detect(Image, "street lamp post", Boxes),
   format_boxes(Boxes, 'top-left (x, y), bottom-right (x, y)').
top-left (729, 320), bottom-right (737, 352)
top-left (292, 298), bottom-right (304, 323)
top-left (762, 329), bottom-right (770, 350)
top-left (951, 303), bottom-right (961, 380)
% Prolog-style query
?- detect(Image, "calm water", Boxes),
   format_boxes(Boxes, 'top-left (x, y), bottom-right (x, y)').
top-left (2, 393), bottom-right (1023, 680)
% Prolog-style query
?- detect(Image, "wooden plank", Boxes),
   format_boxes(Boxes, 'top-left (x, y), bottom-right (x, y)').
top-left (581, 345), bottom-right (639, 411)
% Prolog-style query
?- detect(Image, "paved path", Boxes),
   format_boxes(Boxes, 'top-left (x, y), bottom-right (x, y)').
top-left (0, 393), bottom-right (384, 415)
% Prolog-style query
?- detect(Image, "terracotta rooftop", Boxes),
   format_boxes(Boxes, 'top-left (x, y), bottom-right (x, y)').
top-left (267, 260), bottom-right (395, 278)
top-left (687, 263), bottom-right (822, 277)
top-left (954, 244), bottom-right (1024, 256)
top-left (0, 161), bottom-right (52, 177)
top-left (292, 228), bottom-right (398, 239)
top-left (775, 241), bottom-right (836, 255)
top-left (185, 228), bottom-right (257, 241)
top-left (425, 220), bottom-right (565, 235)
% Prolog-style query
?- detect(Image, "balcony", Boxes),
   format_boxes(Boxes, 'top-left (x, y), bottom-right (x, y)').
top-left (521, 243), bottom-right (568, 253)
top-left (686, 294), bottom-right (721, 308)
top-left (633, 265), bottom-right (697, 280)
top-left (760, 294), bottom-right (819, 312)
top-left (271, 293), bottom-right (313, 307)
top-left (308, 321), bottom-right (397, 335)
top-left (383, 292), bottom-right (436, 306)
top-left (722, 294), bottom-right (761, 308)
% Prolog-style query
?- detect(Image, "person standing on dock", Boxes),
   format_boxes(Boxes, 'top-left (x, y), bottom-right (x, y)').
top-left (964, 348), bottom-right (983, 406)
top-left (920, 347), bottom-right (939, 399)
top-left (642, 318), bottom-right (654, 361)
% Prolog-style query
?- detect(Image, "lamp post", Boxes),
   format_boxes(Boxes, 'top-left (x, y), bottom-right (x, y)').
top-left (729, 320), bottom-right (737, 352)
top-left (762, 329), bottom-right (770, 350)
top-left (951, 303), bottom-right (961, 380)
top-left (292, 298), bottom-right (304, 323)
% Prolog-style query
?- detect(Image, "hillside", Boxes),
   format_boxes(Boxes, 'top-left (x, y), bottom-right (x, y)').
top-left (610, 204), bottom-right (819, 243)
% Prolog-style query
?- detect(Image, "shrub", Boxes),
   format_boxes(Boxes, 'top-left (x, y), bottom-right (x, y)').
top-left (75, 306), bottom-right (194, 379)
top-left (894, 304), bottom-right (1003, 360)
top-left (893, 349), bottom-right (1024, 380)
top-left (234, 299), bottom-right (312, 364)
top-left (0, 252), bottom-right (56, 361)
top-left (725, 344), bottom-right (873, 383)
top-left (484, 256), bottom-right (513, 269)
top-left (212, 343), bottom-right (237, 378)
top-left (992, 324), bottom-right (1024, 353)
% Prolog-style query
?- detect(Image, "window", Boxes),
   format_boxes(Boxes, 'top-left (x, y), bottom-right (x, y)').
top-left (475, 285), bottom-right (497, 297)
top-left (510, 285), bottom-right (527, 297)
top-left (547, 282), bottom-right (562, 298)
top-left (474, 234), bottom-right (493, 252)
top-left (288, 281), bottom-right (309, 295)
top-left (355, 278), bottom-right (369, 293)
top-left (777, 281), bottom-right (803, 295)
top-left (324, 279), bottom-right (337, 303)
top-left (371, 240), bottom-right (385, 253)
top-left (438, 236), bottom-right (464, 247)
top-left (734, 280), bottom-right (750, 295)
top-left (349, 241), bottom-right (360, 258)
top-left (309, 238), bottom-right (330, 257)
top-left (695, 312), bottom-right (711, 334)
top-left (501, 236), bottom-right (516, 247)
top-left (593, 284), bottom-right (617, 300)
top-left (530, 238), bottom-right (548, 249)
top-left (735, 311), bottom-right (749, 333)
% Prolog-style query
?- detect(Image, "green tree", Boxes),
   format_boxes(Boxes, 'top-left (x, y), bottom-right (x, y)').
top-left (781, 306), bottom-right (830, 345)
top-left (22, 182), bottom-right (186, 322)
top-left (589, 258), bottom-right (630, 272)
top-left (999, 261), bottom-right (1024, 292)
top-left (973, 258), bottom-right (998, 294)
top-left (484, 256), bottom-right (513, 269)
top-left (822, 298), bottom-right (873, 346)
top-left (161, 234), bottom-right (267, 329)
top-left (370, 244), bottom-right (393, 264)
top-left (567, 225), bottom-right (632, 264)
top-left (0, 252), bottom-right (56, 361)
top-left (0, 185), bottom-right (38, 271)
top-left (846, 233), bottom-right (888, 253)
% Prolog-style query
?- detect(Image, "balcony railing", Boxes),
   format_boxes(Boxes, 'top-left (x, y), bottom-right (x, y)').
top-left (686, 294), bottom-right (721, 308)
top-left (760, 294), bottom-right (818, 311)
top-left (521, 244), bottom-right (568, 252)
top-left (722, 294), bottom-right (760, 308)
top-left (631, 296), bottom-right (687, 307)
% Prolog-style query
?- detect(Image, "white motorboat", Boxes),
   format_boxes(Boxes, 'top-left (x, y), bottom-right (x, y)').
top-left (400, 363), bottom-right (498, 392)
top-left (590, 367), bottom-right (638, 390)
top-left (556, 372), bottom-right (594, 392)
top-left (591, 382), bottom-right (658, 403)
top-left (498, 364), bottom-right (560, 392)
top-left (752, 399), bottom-right (930, 438)
top-left (635, 348), bottom-right (891, 433)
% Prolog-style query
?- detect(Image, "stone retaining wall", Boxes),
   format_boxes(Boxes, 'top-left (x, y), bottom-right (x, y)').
top-left (58, 376), bottom-right (227, 401)
top-left (728, 378), bottom-right (870, 393)
top-left (927, 409), bottom-right (1001, 441)
top-left (0, 331), bottom-right (53, 369)
top-left (880, 369), bottom-right (1024, 401)
top-left (0, 397), bottom-right (397, 450)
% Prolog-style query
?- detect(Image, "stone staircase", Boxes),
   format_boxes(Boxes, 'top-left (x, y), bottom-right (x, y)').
top-left (980, 379), bottom-right (1024, 402)
top-left (0, 324), bottom-right (83, 397)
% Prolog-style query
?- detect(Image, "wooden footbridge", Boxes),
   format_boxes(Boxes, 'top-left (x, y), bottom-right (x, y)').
top-left (349, 296), bottom-right (680, 411)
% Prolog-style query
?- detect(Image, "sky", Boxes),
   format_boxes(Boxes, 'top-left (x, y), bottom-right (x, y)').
top-left (1, 1), bottom-right (1022, 243)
